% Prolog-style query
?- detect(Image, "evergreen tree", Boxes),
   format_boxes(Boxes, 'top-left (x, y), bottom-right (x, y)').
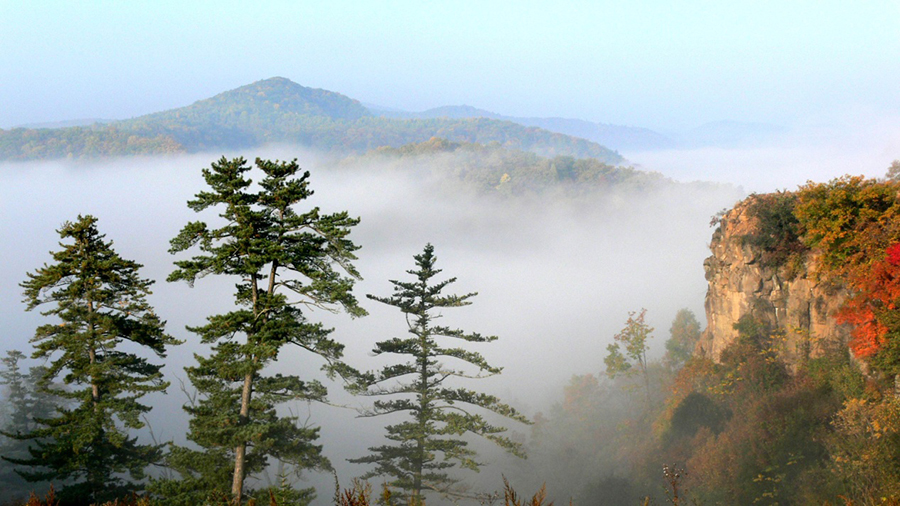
top-left (351, 244), bottom-right (530, 502)
top-left (0, 350), bottom-right (58, 498)
top-left (160, 156), bottom-right (365, 505)
top-left (10, 215), bottom-right (175, 505)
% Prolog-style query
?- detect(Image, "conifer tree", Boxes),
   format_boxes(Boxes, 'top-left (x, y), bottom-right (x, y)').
top-left (0, 350), bottom-right (58, 498)
top-left (162, 156), bottom-right (365, 505)
top-left (351, 244), bottom-right (530, 502)
top-left (10, 215), bottom-right (174, 504)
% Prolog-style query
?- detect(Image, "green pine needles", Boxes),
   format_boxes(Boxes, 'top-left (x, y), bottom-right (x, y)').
top-left (351, 244), bottom-right (530, 502)
top-left (11, 215), bottom-right (175, 505)
top-left (160, 156), bottom-right (366, 505)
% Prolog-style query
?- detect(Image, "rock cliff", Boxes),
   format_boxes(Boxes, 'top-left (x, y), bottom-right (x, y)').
top-left (697, 195), bottom-right (852, 369)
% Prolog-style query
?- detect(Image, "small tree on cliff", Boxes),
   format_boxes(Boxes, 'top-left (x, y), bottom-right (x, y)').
top-left (10, 215), bottom-right (174, 504)
top-left (351, 244), bottom-right (530, 502)
top-left (164, 157), bottom-right (365, 505)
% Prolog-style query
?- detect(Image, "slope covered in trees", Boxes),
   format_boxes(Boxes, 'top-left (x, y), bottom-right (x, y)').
top-left (336, 137), bottom-right (668, 196)
top-left (372, 104), bottom-right (676, 151)
top-left (0, 78), bottom-right (623, 164)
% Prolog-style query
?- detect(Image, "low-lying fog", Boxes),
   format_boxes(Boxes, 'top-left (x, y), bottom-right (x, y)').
top-left (2, 138), bottom-right (888, 499)
top-left (624, 119), bottom-right (900, 191)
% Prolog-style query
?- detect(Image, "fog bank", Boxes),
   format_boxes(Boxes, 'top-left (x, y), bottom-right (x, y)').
top-left (0, 147), bottom-right (741, 501)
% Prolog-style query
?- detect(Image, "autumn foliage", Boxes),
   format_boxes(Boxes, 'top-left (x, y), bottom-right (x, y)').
top-left (795, 176), bottom-right (900, 365)
top-left (834, 243), bottom-right (900, 358)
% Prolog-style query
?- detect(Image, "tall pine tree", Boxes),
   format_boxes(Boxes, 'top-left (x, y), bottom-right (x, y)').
top-left (161, 157), bottom-right (365, 505)
top-left (351, 244), bottom-right (530, 502)
top-left (11, 215), bottom-right (175, 505)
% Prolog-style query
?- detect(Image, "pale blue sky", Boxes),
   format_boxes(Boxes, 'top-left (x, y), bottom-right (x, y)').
top-left (2, 1), bottom-right (899, 131)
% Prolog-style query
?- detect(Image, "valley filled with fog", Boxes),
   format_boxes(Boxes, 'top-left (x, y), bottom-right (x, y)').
top-left (1, 146), bottom-right (744, 499)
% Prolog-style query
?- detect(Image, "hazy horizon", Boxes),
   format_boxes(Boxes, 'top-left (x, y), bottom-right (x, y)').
top-left (3, 2), bottom-right (899, 136)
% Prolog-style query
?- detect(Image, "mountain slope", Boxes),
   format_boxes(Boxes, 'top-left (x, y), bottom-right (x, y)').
top-left (369, 104), bottom-right (675, 151)
top-left (0, 78), bottom-right (623, 163)
top-left (339, 137), bottom-right (668, 195)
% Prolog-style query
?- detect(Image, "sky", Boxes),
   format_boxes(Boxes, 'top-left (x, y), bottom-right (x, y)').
top-left (2, 1), bottom-right (899, 132)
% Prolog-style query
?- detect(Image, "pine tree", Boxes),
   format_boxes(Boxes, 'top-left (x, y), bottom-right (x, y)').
top-left (161, 156), bottom-right (365, 505)
top-left (0, 350), bottom-right (58, 498)
top-left (10, 215), bottom-right (175, 504)
top-left (350, 244), bottom-right (530, 502)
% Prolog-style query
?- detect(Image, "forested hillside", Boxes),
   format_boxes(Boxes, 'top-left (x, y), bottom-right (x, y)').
top-left (335, 137), bottom-right (671, 195)
top-left (0, 78), bottom-right (623, 163)
top-left (372, 104), bottom-right (676, 151)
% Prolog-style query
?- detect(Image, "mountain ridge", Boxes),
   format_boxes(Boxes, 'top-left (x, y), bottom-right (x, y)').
top-left (0, 78), bottom-right (623, 163)
top-left (369, 103), bottom-right (676, 152)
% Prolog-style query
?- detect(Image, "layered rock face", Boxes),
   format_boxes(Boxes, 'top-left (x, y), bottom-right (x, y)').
top-left (697, 197), bottom-right (851, 369)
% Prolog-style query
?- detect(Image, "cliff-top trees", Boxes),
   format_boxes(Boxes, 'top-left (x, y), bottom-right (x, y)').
top-left (795, 176), bottom-right (900, 369)
top-left (11, 215), bottom-right (175, 504)
top-left (351, 244), bottom-right (530, 502)
top-left (163, 157), bottom-right (365, 505)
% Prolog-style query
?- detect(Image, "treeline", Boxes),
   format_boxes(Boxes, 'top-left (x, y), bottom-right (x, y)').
top-left (0, 157), bottom-right (529, 506)
top-left (0, 78), bottom-right (622, 163)
top-left (0, 126), bottom-right (184, 160)
top-left (337, 137), bottom-right (667, 196)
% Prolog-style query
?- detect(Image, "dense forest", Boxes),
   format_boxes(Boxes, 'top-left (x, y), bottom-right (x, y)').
top-left (4, 153), bottom-right (900, 505)
top-left (0, 78), bottom-right (623, 164)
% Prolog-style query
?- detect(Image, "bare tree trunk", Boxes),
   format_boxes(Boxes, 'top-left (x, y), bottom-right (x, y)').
top-left (232, 371), bottom-right (253, 504)
top-left (88, 299), bottom-right (100, 410)
top-left (233, 273), bottom-right (261, 504)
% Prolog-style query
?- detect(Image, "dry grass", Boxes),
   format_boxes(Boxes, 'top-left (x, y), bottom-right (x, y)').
top-left (501, 477), bottom-right (551, 506)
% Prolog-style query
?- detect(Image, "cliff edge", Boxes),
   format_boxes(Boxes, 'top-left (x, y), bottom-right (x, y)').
top-left (697, 195), bottom-right (852, 368)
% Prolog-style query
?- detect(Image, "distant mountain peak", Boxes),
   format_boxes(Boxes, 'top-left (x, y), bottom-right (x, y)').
top-left (419, 105), bottom-right (501, 120)
top-left (139, 77), bottom-right (370, 123)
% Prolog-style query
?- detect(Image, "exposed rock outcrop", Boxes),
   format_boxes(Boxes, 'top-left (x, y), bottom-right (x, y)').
top-left (697, 196), bottom-right (852, 369)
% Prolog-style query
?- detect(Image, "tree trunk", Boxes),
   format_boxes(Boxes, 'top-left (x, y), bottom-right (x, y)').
top-left (414, 330), bottom-right (428, 500)
top-left (233, 273), bottom-right (262, 504)
top-left (87, 299), bottom-right (100, 410)
top-left (232, 371), bottom-right (253, 504)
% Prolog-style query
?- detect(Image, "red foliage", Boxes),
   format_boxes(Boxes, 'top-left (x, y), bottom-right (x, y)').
top-left (888, 243), bottom-right (900, 266)
top-left (838, 242), bottom-right (900, 357)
